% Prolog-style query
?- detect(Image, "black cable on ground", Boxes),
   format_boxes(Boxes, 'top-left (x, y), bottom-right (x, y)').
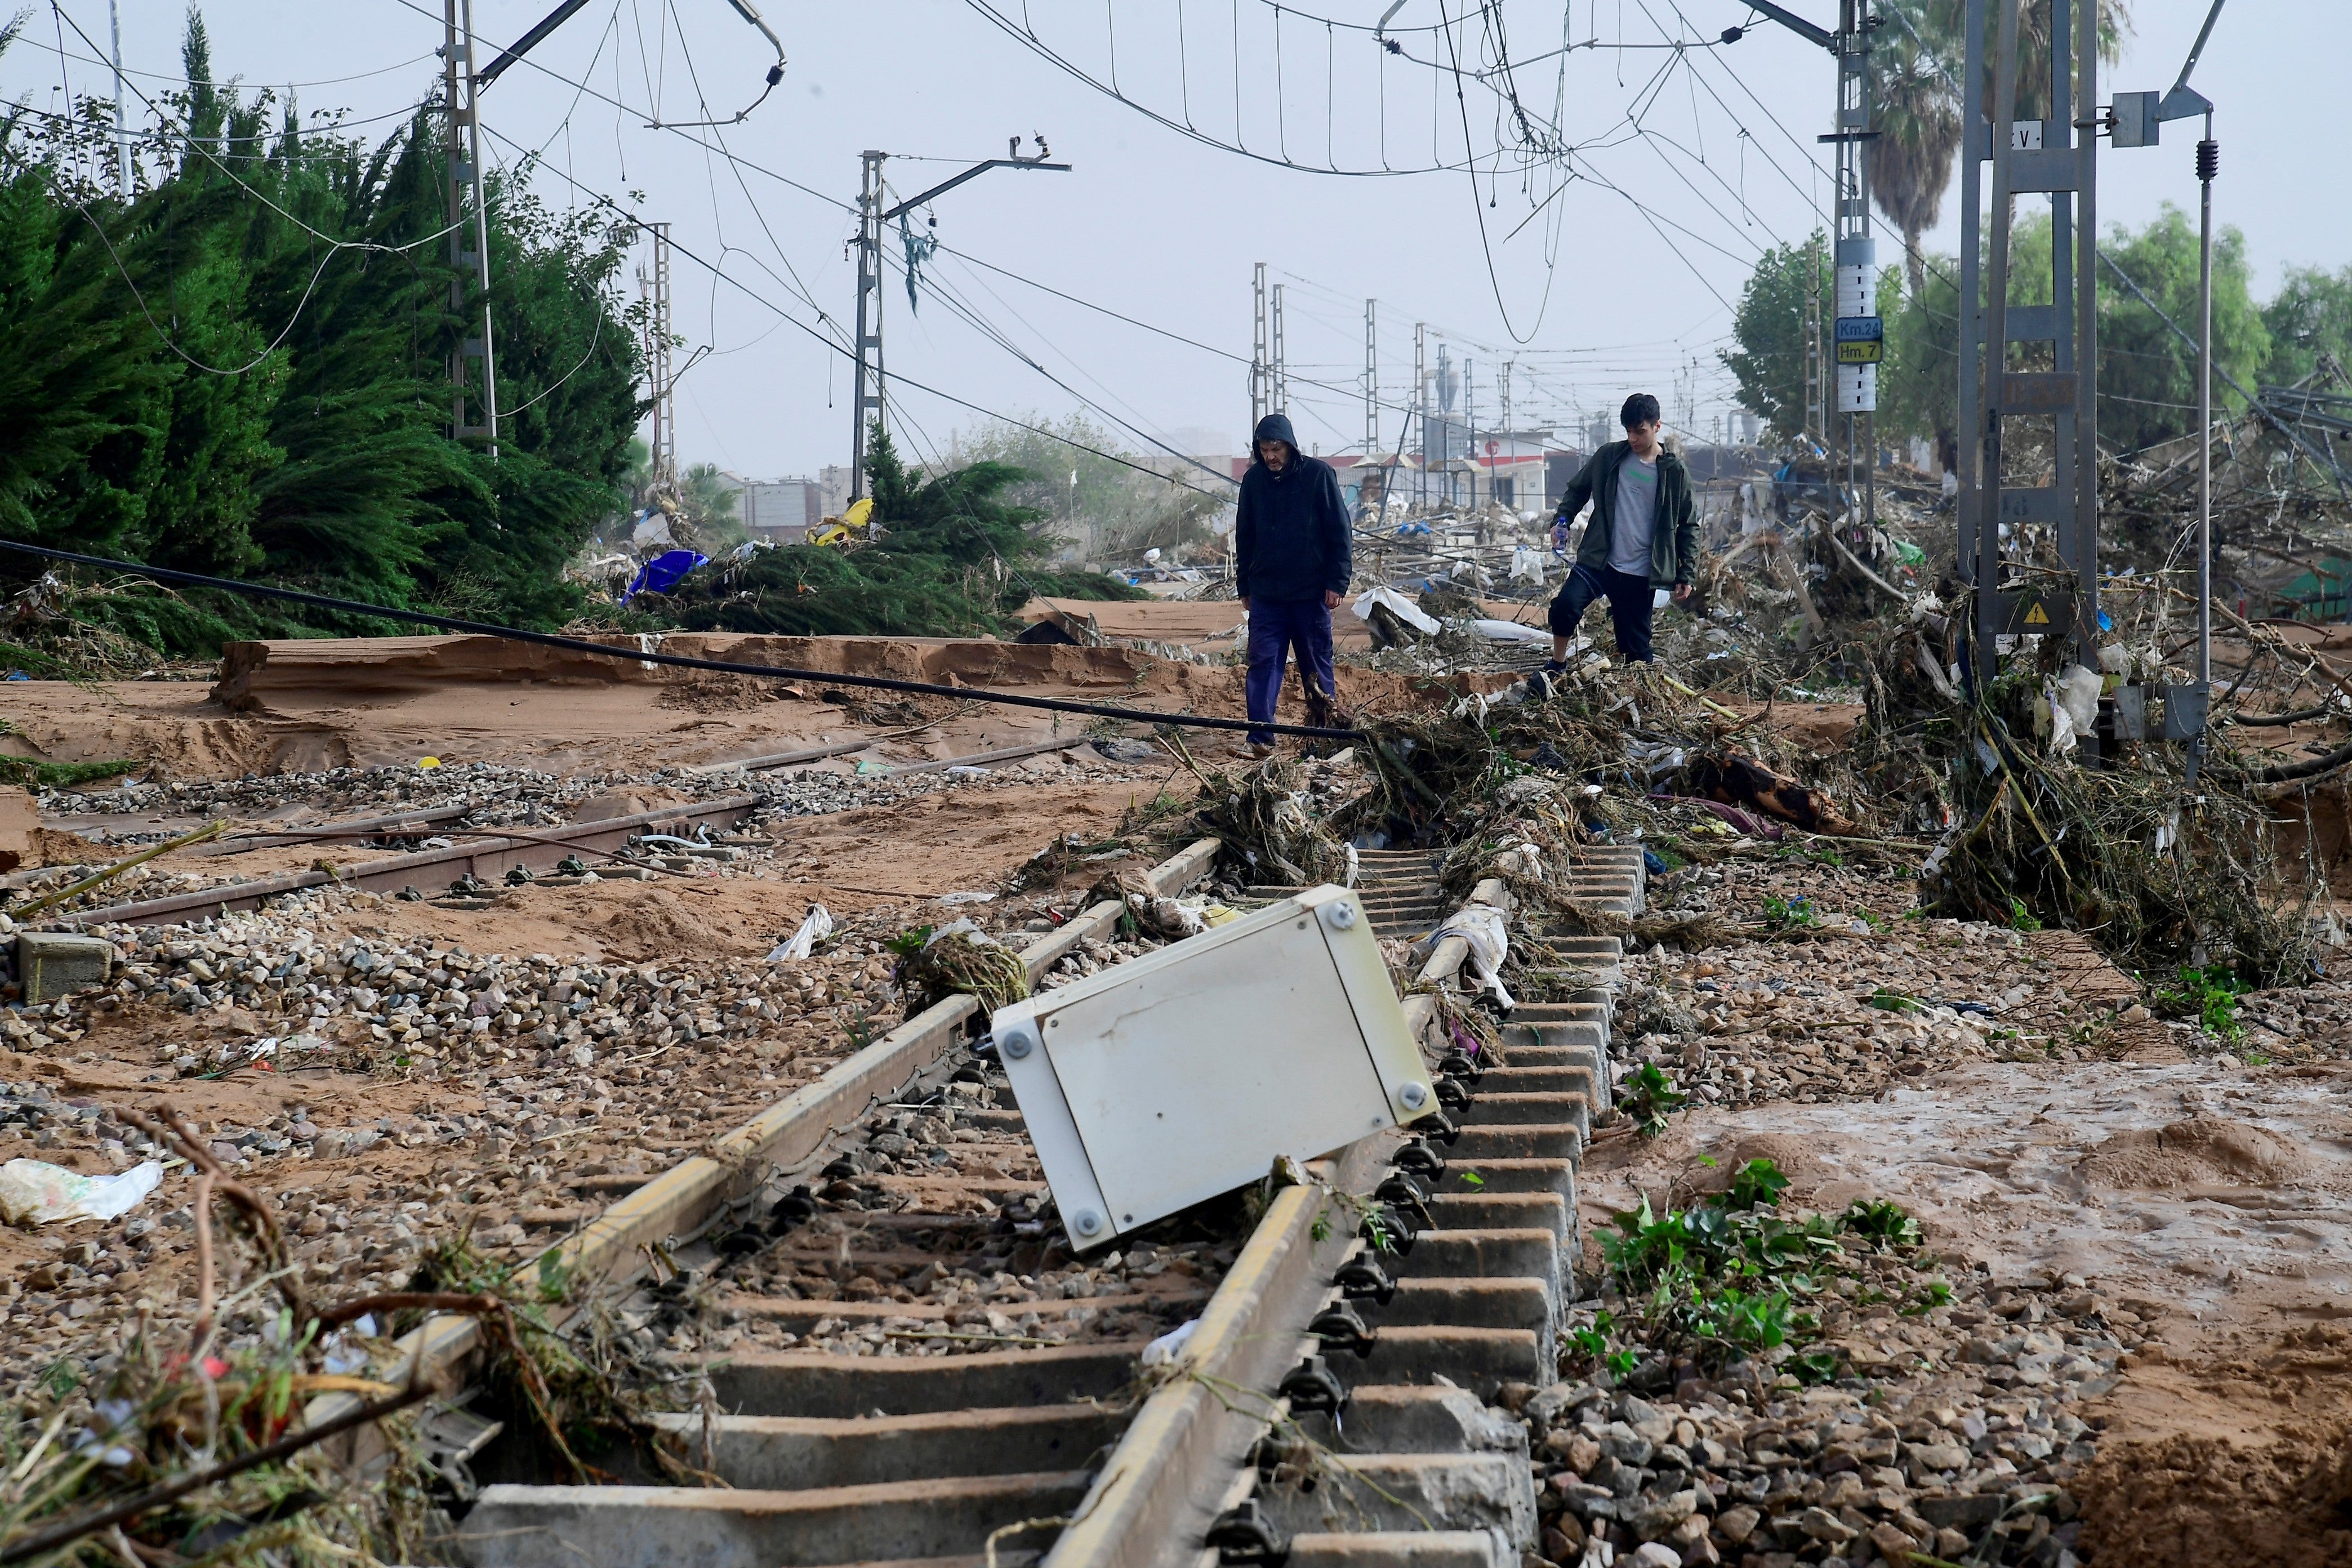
top-left (2246, 738), bottom-right (2352, 786)
top-left (0, 540), bottom-right (1362, 741)
top-left (2224, 704), bottom-right (2335, 728)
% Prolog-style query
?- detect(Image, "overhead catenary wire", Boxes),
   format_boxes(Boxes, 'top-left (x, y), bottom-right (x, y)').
top-left (0, 538), bottom-right (1358, 740)
top-left (473, 117), bottom-right (1228, 500)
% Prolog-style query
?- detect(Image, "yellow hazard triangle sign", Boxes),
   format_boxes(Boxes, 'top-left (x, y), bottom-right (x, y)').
top-left (2023, 603), bottom-right (2050, 625)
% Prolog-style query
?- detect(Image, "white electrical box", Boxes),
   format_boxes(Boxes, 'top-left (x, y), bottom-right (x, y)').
top-left (991, 885), bottom-right (1433, 1251)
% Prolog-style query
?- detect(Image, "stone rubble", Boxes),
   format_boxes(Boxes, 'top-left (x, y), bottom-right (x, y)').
top-left (0, 754), bottom-right (1168, 1386)
top-left (1521, 1267), bottom-right (2137, 1568)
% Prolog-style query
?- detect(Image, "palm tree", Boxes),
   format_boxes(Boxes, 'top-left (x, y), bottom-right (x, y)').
top-left (1869, 0), bottom-right (2133, 297)
top-left (1872, 20), bottom-right (1963, 297)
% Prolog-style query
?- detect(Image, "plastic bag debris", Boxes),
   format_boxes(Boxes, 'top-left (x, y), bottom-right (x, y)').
top-left (2056, 663), bottom-right (2102, 741)
top-left (1111, 870), bottom-right (1206, 938)
top-left (926, 917), bottom-right (996, 948)
top-left (1141, 1317), bottom-right (1200, 1367)
top-left (936, 890), bottom-right (997, 907)
top-left (766, 903), bottom-right (835, 963)
top-left (1, 1158), bottom-right (163, 1227)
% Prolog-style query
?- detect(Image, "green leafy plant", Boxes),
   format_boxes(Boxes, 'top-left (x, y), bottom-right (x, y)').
top-left (1618, 1062), bottom-right (1690, 1137)
top-left (1867, 986), bottom-right (1921, 1013)
top-left (2006, 895), bottom-right (2043, 934)
top-left (885, 926), bottom-right (937, 959)
top-left (1900, 1278), bottom-right (1954, 1316)
top-left (1761, 894), bottom-right (1820, 930)
top-left (1839, 1198), bottom-right (1923, 1250)
top-left (2151, 964), bottom-right (2248, 1045)
top-left (1581, 1161), bottom-right (1937, 1379)
top-left (1722, 1156), bottom-right (1792, 1211)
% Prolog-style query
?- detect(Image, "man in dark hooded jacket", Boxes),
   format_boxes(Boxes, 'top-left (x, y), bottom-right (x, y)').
top-left (1234, 413), bottom-right (1352, 753)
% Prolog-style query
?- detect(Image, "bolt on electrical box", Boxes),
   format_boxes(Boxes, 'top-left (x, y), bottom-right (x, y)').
top-left (990, 885), bottom-right (1432, 1251)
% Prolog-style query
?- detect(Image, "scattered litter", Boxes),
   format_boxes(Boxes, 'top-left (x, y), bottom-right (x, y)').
top-left (1350, 586), bottom-right (1442, 636)
top-left (1142, 1318), bottom-right (1200, 1367)
top-left (897, 917), bottom-right (1030, 1014)
top-left (766, 903), bottom-right (835, 962)
top-left (936, 890), bottom-right (997, 906)
top-left (1421, 900), bottom-right (1515, 1010)
top-left (1467, 618), bottom-right (1548, 643)
top-left (0, 1158), bottom-right (164, 1227)
top-left (623, 547), bottom-right (710, 601)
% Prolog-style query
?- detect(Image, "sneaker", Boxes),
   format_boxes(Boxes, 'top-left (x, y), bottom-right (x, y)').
top-left (1246, 741), bottom-right (1278, 760)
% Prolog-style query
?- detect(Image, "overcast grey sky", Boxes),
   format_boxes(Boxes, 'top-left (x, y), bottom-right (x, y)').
top-left (10, 1), bottom-right (2346, 480)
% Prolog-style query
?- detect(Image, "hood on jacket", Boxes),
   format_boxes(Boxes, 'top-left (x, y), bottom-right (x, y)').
top-left (1251, 413), bottom-right (1299, 464)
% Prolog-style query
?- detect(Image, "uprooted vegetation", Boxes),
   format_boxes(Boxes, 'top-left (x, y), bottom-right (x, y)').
top-left (0, 1107), bottom-right (701, 1568)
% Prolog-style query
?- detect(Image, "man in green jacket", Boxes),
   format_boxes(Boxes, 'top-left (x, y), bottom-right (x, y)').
top-left (1541, 393), bottom-right (1696, 670)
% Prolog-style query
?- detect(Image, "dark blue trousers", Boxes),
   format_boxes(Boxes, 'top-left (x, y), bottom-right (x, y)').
top-left (1546, 562), bottom-right (1655, 662)
top-left (1246, 597), bottom-right (1336, 745)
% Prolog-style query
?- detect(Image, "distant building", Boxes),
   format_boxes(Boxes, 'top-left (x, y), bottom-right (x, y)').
top-left (714, 472), bottom-right (825, 542)
top-left (817, 465), bottom-right (856, 523)
top-left (741, 477), bottom-right (823, 541)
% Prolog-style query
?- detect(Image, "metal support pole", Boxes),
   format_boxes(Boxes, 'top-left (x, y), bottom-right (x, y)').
top-left (1805, 237), bottom-right (1823, 444)
top-left (108, 0), bottom-right (129, 190)
top-left (442, 0), bottom-right (495, 446)
top-left (1975, 0), bottom-right (2023, 686)
top-left (1465, 358), bottom-right (1477, 511)
top-left (849, 150), bottom-right (885, 501)
top-left (1363, 300), bottom-right (1378, 459)
top-left (2197, 112), bottom-right (2217, 715)
top-left (1414, 323), bottom-right (1428, 508)
top-left (1271, 282), bottom-right (1288, 415)
top-left (1828, 0), bottom-right (1876, 525)
top-left (462, 0), bottom-right (496, 456)
top-left (642, 222), bottom-right (674, 488)
top-left (1251, 263), bottom-right (1268, 427)
top-left (2074, 0), bottom-right (2100, 663)
top-left (1956, 0), bottom-right (1985, 652)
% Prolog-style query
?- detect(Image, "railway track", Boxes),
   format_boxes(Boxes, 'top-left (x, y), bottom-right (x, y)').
top-left (69, 792), bottom-right (772, 926)
top-left (1046, 844), bottom-right (1642, 1568)
top-left (420, 835), bottom-right (1637, 1567)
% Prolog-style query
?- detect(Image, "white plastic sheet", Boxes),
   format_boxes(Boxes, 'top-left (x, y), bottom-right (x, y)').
top-left (1350, 586), bottom-right (1441, 636)
top-left (0, 1159), bottom-right (163, 1227)
top-left (765, 903), bottom-right (835, 962)
top-left (1468, 619), bottom-right (1548, 643)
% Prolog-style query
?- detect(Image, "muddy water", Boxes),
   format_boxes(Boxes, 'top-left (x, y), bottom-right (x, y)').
top-left (1588, 1057), bottom-right (2352, 1566)
top-left (1608, 1059), bottom-right (2352, 1316)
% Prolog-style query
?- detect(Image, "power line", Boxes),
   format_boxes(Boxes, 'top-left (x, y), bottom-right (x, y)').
top-left (15, 28), bottom-right (440, 89)
top-left (484, 118), bottom-right (1234, 499)
top-left (46, 6), bottom-right (477, 259)
top-left (959, 0), bottom-right (1481, 177)
top-left (378, 0), bottom-right (856, 217)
